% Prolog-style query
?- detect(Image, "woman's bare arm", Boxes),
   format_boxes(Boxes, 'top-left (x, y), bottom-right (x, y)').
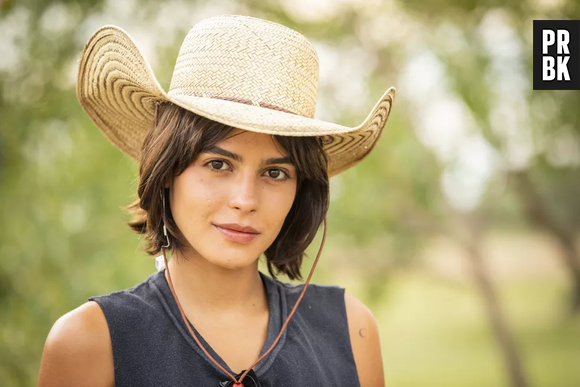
top-left (345, 292), bottom-right (385, 387)
top-left (38, 301), bottom-right (114, 387)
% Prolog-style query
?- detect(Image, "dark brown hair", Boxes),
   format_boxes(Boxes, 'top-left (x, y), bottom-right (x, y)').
top-left (123, 102), bottom-right (329, 280)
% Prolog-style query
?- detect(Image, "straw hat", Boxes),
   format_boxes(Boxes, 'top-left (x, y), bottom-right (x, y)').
top-left (76, 14), bottom-right (395, 177)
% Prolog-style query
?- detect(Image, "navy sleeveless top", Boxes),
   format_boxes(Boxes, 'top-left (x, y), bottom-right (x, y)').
top-left (88, 269), bottom-right (361, 387)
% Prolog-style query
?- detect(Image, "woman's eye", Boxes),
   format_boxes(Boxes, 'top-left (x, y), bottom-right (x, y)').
top-left (207, 160), bottom-right (229, 171)
top-left (267, 168), bottom-right (290, 181)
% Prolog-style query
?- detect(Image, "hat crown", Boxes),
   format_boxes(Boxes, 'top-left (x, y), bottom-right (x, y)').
top-left (168, 15), bottom-right (319, 118)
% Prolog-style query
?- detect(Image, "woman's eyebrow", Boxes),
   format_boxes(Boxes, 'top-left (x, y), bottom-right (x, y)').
top-left (204, 145), bottom-right (294, 165)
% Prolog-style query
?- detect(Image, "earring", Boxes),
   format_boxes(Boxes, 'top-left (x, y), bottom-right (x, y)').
top-left (156, 189), bottom-right (171, 272)
top-left (160, 189), bottom-right (171, 248)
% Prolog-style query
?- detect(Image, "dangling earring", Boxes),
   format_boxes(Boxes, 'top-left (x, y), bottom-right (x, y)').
top-left (156, 189), bottom-right (171, 272)
top-left (160, 189), bottom-right (171, 249)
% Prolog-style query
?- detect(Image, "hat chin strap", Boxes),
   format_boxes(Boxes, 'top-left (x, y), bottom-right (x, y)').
top-left (162, 214), bottom-right (328, 385)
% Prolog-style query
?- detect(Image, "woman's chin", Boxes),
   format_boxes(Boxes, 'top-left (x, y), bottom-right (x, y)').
top-left (205, 254), bottom-right (258, 271)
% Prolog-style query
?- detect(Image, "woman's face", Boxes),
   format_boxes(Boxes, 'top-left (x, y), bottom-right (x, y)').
top-left (170, 129), bottom-right (298, 270)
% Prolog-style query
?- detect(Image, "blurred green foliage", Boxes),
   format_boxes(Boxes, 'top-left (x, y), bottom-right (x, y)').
top-left (1, 0), bottom-right (579, 386)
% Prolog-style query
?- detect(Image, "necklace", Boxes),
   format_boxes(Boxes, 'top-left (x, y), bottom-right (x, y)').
top-left (161, 215), bottom-right (328, 386)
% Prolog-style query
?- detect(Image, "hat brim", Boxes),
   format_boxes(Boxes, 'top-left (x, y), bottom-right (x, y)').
top-left (77, 25), bottom-right (395, 177)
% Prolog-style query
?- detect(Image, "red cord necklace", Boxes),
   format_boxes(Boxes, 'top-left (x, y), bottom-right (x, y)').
top-left (161, 214), bottom-right (327, 386)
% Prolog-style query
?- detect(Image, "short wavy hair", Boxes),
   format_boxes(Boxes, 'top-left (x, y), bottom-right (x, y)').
top-left (123, 102), bottom-right (329, 281)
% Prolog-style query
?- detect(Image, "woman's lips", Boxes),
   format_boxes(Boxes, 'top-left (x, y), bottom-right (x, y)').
top-left (213, 224), bottom-right (260, 244)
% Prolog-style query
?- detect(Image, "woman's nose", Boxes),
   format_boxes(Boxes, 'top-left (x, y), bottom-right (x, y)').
top-left (228, 170), bottom-right (259, 212)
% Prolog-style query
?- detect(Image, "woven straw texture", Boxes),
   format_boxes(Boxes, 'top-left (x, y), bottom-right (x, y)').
top-left (76, 14), bottom-right (396, 177)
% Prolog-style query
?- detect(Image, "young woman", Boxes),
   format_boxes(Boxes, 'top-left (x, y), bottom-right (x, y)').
top-left (38, 14), bottom-right (395, 387)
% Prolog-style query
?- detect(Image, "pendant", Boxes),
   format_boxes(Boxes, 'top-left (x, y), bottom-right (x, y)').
top-left (219, 368), bottom-right (261, 387)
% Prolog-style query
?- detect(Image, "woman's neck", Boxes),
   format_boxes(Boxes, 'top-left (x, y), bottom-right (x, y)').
top-left (164, 249), bottom-right (268, 318)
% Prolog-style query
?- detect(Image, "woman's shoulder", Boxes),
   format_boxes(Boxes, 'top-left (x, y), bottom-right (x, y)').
top-left (38, 301), bottom-right (114, 387)
top-left (267, 274), bottom-right (384, 386)
top-left (38, 272), bottom-right (160, 387)
top-left (343, 292), bottom-right (385, 387)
